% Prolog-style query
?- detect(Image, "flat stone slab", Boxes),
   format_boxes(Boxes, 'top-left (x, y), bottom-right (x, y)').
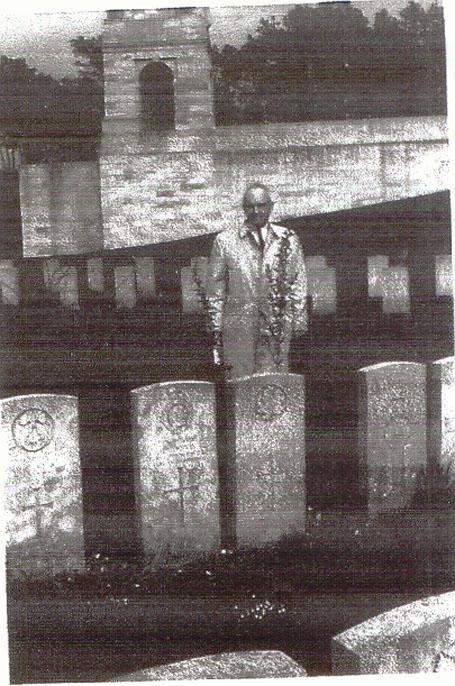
top-left (332, 590), bottom-right (455, 674)
top-left (112, 650), bottom-right (307, 680)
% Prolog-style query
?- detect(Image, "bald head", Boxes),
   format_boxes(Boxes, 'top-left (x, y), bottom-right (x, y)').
top-left (242, 183), bottom-right (273, 229)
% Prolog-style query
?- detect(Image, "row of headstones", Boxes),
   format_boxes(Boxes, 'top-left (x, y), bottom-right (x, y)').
top-left (0, 253), bottom-right (452, 313)
top-left (0, 256), bottom-right (156, 309)
top-left (182, 254), bottom-right (453, 314)
top-left (2, 357), bottom-right (454, 576)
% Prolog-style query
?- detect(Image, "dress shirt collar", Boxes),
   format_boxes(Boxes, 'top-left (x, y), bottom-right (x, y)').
top-left (239, 222), bottom-right (287, 240)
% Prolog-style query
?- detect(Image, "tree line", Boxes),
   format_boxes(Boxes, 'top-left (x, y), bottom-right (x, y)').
top-left (0, 1), bottom-right (446, 139)
top-left (211, 1), bottom-right (446, 124)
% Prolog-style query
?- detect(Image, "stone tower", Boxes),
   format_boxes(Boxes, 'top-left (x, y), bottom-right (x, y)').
top-left (100, 7), bottom-right (215, 247)
top-left (102, 7), bottom-right (214, 137)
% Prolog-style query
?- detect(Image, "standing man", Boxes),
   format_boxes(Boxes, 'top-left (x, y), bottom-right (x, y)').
top-left (206, 182), bottom-right (307, 379)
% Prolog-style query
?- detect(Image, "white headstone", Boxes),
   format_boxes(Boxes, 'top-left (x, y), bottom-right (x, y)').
top-left (435, 255), bottom-right (453, 297)
top-left (368, 256), bottom-right (389, 297)
top-left (114, 264), bottom-right (137, 309)
top-left (430, 357), bottom-right (455, 477)
top-left (382, 266), bottom-right (410, 314)
top-left (43, 259), bottom-right (79, 308)
top-left (0, 260), bottom-right (20, 305)
top-left (131, 381), bottom-right (220, 557)
top-left (306, 256), bottom-right (337, 313)
top-left (228, 372), bottom-right (306, 547)
top-left (58, 265), bottom-right (79, 309)
top-left (181, 266), bottom-right (201, 313)
top-left (134, 256), bottom-right (156, 298)
top-left (1, 394), bottom-right (85, 576)
top-left (367, 257), bottom-right (410, 313)
top-left (358, 362), bottom-right (427, 512)
top-left (86, 257), bottom-right (104, 293)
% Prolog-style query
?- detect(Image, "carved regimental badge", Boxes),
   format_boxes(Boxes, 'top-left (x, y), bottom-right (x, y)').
top-left (163, 389), bottom-right (193, 431)
top-left (12, 408), bottom-right (55, 452)
top-left (255, 384), bottom-right (287, 422)
top-left (370, 381), bottom-right (424, 425)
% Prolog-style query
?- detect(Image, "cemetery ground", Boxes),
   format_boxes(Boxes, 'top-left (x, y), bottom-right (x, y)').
top-left (3, 304), bottom-right (454, 682)
top-left (7, 506), bottom-right (455, 683)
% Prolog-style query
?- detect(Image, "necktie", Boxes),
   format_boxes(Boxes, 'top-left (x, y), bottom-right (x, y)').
top-left (257, 229), bottom-right (265, 253)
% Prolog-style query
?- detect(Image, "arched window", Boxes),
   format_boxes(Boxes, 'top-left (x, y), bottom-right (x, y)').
top-left (139, 62), bottom-right (175, 131)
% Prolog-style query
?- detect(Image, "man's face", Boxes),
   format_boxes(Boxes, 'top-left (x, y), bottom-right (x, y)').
top-left (243, 188), bottom-right (273, 229)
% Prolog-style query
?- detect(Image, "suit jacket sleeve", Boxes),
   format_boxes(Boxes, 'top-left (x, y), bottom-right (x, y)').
top-left (206, 233), bottom-right (227, 333)
top-left (290, 233), bottom-right (308, 334)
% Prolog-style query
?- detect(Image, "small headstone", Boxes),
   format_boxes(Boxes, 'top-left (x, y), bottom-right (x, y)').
top-left (382, 265), bottom-right (410, 313)
top-left (58, 265), bottom-right (79, 309)
top-left (112, 650), bottom-right (307, 680)
top-left (358, 362), bottom-right (427, 512)
top-left (43, 259), bottom-right (79, 308)
top-left (191, 256), bottom-right (209, 285)
top-left (86, 257), bottom-right (104, 293)
top-left (42, 258), bottom-right (61, 297)
top-left (228, 372), bottom-right (305, 547)
top-left (0, 260), bottom-right (20, 305)
top-left (113, 264), bottom-right (137, 309)
top-left (368, 256), bottom-right (389, 297)
top-left (131, 381), bottom-right (220, 556)
top-left (134, 255), bottom-right (156, 298)
top-left (367, 257), bottom-right (410, 313)
top-left (181, 265), bottom-right (201, 313)
top-left (429, 357), bottom-right (455, 477)
top-left (435, 255), bottom-right (453, 297)
top-left (332, 590), bottom-right (455, 674)
top-left (1, 394), bottom-right (85, 577)
top-left (306, 256), bottom-right (337, 314)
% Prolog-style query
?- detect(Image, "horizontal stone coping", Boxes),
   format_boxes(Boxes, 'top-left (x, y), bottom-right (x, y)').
top-left (131, 380), bottom-right (214, 394)
top-left (433, 357), bottom-right (455, 366)
top-left (0, 393), bottom-right (78, 403)
top-left (358, 361), bottom-right (425, 372)
top-left (101, 115), bottom-right (448, 154)
top-left (227, 371), bottom-right (304, 385)
top-left (334, 591), bottom-right (455, 652)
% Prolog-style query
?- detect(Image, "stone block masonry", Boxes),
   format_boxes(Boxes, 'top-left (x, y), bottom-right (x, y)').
top-left (100, 115), bottom-right (448, 250)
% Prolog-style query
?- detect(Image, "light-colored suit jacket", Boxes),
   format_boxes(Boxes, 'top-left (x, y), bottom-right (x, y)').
top-left (206, 222), bottom-right (307, 378)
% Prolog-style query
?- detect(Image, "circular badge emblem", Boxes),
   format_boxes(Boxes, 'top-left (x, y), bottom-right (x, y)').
top-left (255, 384), bottom-right (287, 422)
top-left (164, 390), bottom-right (193, 431)
top-left (12, 408), bottom-right (55, 452)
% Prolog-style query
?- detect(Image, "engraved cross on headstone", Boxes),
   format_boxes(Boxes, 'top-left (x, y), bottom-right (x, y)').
top-left (257, 460), bottom-right (286, 511)
top-left (165, 466), bottom-right (199, 526)
top-left (21, 487), bottom-right (53, 538)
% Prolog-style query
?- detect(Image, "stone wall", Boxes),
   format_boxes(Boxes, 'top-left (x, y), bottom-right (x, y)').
top-left (100, 114), bottom-right (449, 249)
top-left (19, 162), bottom-right (103, 257)
top-left (18, 115), bottom-right (448, 257)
